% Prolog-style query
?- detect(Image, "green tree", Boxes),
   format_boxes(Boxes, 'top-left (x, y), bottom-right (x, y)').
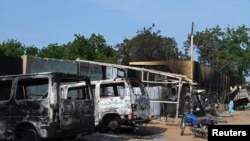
top-left (0, 39), bottom-right (25, 57)
top-left (63, 34), bottom-right (119, 62)
top-left (25, 45), bottom-right (40, 56)
top-left (64, 34), bottom-right (94, 60)
top-left (115, 24), bottom-right (182, 65)
top-left (88, 33), bottom-right (119, 63)
top-left (38, 43), bottom-right (66, 59)
top-left (183, 25), bottom-right (250, 85)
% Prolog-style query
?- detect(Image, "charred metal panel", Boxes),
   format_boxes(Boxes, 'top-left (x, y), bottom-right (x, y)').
top-left (22, 55), bottom-right (104, 82)
top-left (0, 101), bottom-right (12, 139)
top-left (0, 78), bottom-right (14, 140)
top-left (15, 100), bottom-right (50, 117)
top-left (60, 83), bottom-right (95, 132)
top-left (136, 95), bottom-right (151, 119)
top-left (78, 61), bottom-right (103, 81)
top-left (60, 99), bottom-right (95, 130)
top-left (129, 61), bottom-right (192, 79)
top-left (194, 62), bottom-right (230, 99)
top-left (0, 55), bottom-right (22, 75)
top-left (97, 96), bottom-right (132, 117)
top-left (118, 94), bottom-right (150, 120)
top-left (13, 100), bottom-right (51, 137)
top-left (22, 55), bottom-right (77, 74)
top-left (106, 66), bottom-right (118, 79)
top-left (146, 86), bottom-right (161, 117)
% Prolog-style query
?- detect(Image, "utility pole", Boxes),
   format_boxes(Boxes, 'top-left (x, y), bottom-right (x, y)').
top-left (190, 22), bottom-right (194, 114)
top-left (190, 22), bottom-right (194, 81)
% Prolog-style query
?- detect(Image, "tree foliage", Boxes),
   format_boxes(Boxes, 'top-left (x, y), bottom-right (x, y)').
top-left (63, 34), bottom-right (119, 63)
top-left (25, 45), bottom-right (40, 56)
top-left (183, 25), bottom-right (250, 85)
top-left (0, 34), bottom-right (119, 63)
top-left (64, 34), bottom-right (94, 60)
top-left (0, 39), bottom-right (25, 57)
top-left (89, 34), bottom-right (119, 63)
top-left (38, 43), bottom-right (66, 59)
top-left (115, 24), bottom-right (183, 65)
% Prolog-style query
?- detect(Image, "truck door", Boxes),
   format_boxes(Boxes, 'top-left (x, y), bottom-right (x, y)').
top-left (129, 80), bottom-right (151, 120)
top-left (14, 77), bottom-right (51, 124)
top-left (0, 79), bottom-right (13, 138)
top-left (60, 85), bottom-right (95, 130)
top-left (97, 81), bottom-right (132, 117)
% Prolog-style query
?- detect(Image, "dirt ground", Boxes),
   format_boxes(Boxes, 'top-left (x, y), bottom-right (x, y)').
top-left (77, 110), bottom-right (250, 141)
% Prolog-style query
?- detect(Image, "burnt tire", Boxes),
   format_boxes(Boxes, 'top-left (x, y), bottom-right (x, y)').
top-left (180, 116), bottom-right (186, 136)
top-left (18, 129), bottom-right (40, 141)
top-left (108, 120), bottom-right (120, 135)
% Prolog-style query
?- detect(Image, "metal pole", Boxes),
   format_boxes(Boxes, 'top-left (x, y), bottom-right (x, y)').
top-left (190, 22), bottom-right (194, 80)
top-left (175, 80), bottom-right (183, 124)
top-left (190, 22), bottom-right (194, 114)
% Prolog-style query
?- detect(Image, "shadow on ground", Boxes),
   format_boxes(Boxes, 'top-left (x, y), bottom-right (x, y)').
top-left (77, 125), bottom-right (167, 141)
top-left (180, 128), bottom-right (208, 139)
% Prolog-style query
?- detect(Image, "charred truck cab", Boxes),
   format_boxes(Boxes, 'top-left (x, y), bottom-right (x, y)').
top-left (0, 72), bottom-right (95, 141)
top-left (63, 77), bottom-right (151, 133)
top-left (92, 78), bottom-right (151, 132)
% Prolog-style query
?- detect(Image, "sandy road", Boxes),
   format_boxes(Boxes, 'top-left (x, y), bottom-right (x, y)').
top-left (63, 110), bottom-right (250, 141)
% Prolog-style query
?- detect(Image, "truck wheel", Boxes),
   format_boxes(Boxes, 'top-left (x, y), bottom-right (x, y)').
top-left (19, 129), bottom-right (40, 141)
top-left (180, 116), bottom-right (186, 136)
top-left (108, 120), bottom-right (120, 134)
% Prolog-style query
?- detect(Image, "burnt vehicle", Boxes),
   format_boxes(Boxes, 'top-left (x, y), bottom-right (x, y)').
top-left (61, 77), bottom-right (151, 134)
top-left (0, 72), bottom-right (95, 141)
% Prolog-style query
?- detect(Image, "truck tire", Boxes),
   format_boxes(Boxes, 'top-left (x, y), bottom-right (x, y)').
top-left (180, 116), bottom-right (186, 136)
top-left (18, 129), bottom-right (40, 141)
top-left (108, 119), bottom-right (120, 134)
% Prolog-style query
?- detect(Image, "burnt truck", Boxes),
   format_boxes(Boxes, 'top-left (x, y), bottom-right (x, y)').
top-left (61, 77), bottom-right (151, 133)
top-left (0, 72), bottom-right (95, 141)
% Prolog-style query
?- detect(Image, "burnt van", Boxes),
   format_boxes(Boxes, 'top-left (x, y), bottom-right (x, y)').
top-left (0, 72), bottom-right (95, 141)
top-left (61, 77), bottom-right (151, 134)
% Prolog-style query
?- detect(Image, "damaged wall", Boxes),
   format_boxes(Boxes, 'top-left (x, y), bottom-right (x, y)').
top-left (78, 61), bottom-right (102, 81)
top-left (129, 61), bottom-right (192, 78)
top-left (129, 61), bottom-right (230, 102)
top-left (0, 55), bottom-right (22, 75)
top-left (22, 55), bottom-right (78, 74)
top-left (194, 62), bottom-right (230, 100)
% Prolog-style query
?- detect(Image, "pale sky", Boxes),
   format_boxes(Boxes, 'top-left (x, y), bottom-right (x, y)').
top-left (1, 0), bottom-right (249, 52)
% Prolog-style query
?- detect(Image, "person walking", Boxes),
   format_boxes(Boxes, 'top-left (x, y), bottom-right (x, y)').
top-left (228, 99), bottom-right (234, 116)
